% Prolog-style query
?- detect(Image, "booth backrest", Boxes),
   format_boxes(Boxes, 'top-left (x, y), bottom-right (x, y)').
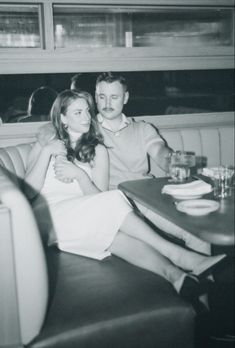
top-left (0, 143), bottom-right (33, 187)
top-left (0, 121), bottom-right (234, 180)
top-left (0, 143), bottom-right (48, 347)
top-left (160, 126), bottom-right (234, 167)
top-left (142, 124), bottom-right (234, 177)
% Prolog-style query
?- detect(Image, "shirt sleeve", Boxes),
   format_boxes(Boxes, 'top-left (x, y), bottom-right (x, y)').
top-left (142, 122), bottom-right (164, 152)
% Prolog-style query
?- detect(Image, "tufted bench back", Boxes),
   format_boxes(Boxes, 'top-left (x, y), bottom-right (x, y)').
top-left (0, 124), bottom-right (234, 180)
top-left (146, 125), bottom-right (234, 177)
top-left (160, 126), bottom-right (234, 167)
top-left (0, 142), bottom-right (48, 347)
top-left (0, 143), bottom-right (33, 187)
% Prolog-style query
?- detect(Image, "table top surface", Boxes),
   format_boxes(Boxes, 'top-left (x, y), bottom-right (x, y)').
top-left (118, 178), bottom-right (235, 246)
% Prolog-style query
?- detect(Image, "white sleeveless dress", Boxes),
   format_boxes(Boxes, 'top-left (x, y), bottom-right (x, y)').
top-left (33, 157), bottom-right (132, 260)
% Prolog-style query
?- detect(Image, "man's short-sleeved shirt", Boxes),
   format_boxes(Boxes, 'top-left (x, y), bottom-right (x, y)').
top-left (97, 114), bottom-right (164, 189)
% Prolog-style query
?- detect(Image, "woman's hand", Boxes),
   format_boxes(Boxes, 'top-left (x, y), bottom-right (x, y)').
top-left (54, 158), bottom-right (85, 182)
top-left (45, 139), bottom-right (67, 157)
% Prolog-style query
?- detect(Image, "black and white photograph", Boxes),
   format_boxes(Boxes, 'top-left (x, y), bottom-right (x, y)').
top-left (0, 1), bottom-right (234, 348)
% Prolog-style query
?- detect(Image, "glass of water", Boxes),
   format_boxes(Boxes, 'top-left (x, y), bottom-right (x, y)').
top-left (167, 151), bottom-right (196, 183)
top-left (211, 166), bottom-right (234, 199)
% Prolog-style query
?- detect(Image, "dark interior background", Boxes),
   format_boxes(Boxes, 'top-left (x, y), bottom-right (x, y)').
top-left (0, 69), bottom-right (234, 123)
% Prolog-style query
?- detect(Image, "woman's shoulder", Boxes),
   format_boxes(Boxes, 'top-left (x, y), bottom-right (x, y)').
top-left (92, 143), bottom-right (109, 168)
top-left (95, 143), bottom-right (108, 157)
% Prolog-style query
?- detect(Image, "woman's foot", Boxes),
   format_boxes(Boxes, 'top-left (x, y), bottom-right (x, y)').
top-left (174, 274), bottom-right (214, 303)
top-left (178, 274), bottom-right (201, 302)
top-left (177, 275), bottom-right (214, 315)
top-left (192, 254), bottom-right (226, 277)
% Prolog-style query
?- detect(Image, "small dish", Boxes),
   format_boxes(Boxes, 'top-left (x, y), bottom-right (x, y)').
top-left (176, 199), bottom-right (220, 216)
top-left (171, 193), bottom-right (203, 200)
top-left (162, 179), bottom-right (213, 200)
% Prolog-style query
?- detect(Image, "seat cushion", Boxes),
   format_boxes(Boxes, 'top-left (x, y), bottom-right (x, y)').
top-left (29, 248), bottom-right (195, 348)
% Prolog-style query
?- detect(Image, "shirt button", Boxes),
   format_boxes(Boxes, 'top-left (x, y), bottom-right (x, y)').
top-left (115, 132), bottom-right (120, 136)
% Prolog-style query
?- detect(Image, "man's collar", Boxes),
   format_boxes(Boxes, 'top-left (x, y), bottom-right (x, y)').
top-left (97, 113), bottom-right (130, 132)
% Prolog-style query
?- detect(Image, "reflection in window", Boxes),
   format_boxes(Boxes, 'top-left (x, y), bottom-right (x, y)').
top-left (132, 9), bottom-right (233, 47)
top-left (53, 5), bottom-right (233, 49)
top-left (0, 4), bottom-right (41, 48)
top-left (54, 6), bottom-right (118, 48)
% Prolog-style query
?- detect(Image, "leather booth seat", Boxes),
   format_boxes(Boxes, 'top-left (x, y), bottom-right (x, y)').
top-left (0, 143), bottom-right (195, 348)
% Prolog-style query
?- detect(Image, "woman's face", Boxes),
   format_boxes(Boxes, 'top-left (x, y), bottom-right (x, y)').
top-left (61, 98), bottom-right (91, 136)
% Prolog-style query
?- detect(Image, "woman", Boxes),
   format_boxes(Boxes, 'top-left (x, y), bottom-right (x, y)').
top-left (24, 90), bottom-right (225, 304)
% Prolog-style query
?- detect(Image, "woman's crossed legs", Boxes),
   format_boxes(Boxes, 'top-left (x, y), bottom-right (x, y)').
top-left (109, 212), bottom-right (226, 299)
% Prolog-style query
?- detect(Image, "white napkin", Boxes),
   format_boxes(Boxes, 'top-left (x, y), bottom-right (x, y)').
top-left (162, 180), bottom-right (212, 196)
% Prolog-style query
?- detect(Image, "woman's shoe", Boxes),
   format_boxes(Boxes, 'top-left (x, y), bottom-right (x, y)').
top-left (179, 274), bottom-right (214, 299)
top-left (191, 254), bottom-right (226, 278)
top-left (179, 275), bottom-right (201, 302)
top-left (191, 298), bottom-right (209, 315)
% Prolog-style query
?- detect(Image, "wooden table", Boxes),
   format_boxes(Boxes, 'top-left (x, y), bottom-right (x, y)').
top-left (118, 178), bottom-right (234, 246)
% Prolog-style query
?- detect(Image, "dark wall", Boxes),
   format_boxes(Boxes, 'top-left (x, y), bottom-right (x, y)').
top-left (0, 70), bottom-right (234, 123)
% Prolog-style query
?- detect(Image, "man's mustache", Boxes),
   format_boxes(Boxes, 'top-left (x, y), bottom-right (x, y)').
top-left (103, 108), bottom-right (114, 112)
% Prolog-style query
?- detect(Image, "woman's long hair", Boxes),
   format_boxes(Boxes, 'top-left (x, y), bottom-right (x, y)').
top-left (50, 90), bottom-right (104, 164)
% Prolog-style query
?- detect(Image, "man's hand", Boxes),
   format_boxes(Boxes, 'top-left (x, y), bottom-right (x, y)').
top-left (56, 176), bottom-right (74, 184)
top-left (45, 140), bottom-right (67, 157)
top-left (54, 158), bottom-right (86, 182)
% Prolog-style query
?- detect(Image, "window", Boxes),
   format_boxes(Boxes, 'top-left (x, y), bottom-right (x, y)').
top-left (0, 4), bottom-right (41, 48)
top-left (53, 5), bottom-right (233, 49)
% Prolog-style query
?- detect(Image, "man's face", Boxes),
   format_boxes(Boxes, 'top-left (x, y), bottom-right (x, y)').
top-left (95, 81), bottom-right (129, 121)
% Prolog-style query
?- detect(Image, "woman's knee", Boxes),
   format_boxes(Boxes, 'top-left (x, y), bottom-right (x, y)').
top-left (109, 231), bottom-right (143, 258)
top-left (109, 231), bottom-right (127, 255)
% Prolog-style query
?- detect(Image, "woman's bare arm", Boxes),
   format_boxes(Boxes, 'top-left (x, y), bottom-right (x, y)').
top-left (54, 144), bottom-right (109, 195)
top-left (24, 140), bottom-right (66, 199)
top-left (90, 144), bottom-right (109, 191)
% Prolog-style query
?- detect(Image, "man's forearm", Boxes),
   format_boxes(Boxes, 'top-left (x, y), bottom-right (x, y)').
top-left (158, 146), bottom-right (173, 173)
top-left (149, 142), bottom-right (173, 173)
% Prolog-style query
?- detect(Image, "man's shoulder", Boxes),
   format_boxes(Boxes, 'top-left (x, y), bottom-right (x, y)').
top-left (129, 117), bottom-right (164, 144)
top-left (125, 117), bottom-right (143, 127)
top-left (37, 122), bottom-right (56, 145)
top-left (129, 117), bottom-right (156, 132)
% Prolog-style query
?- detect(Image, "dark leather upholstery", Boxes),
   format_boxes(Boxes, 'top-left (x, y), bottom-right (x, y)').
top-left (29, 248), bottom-right (195, 348)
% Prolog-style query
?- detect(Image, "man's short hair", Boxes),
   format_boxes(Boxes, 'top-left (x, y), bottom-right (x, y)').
top-left (96, 72), bottom-right (128, 92)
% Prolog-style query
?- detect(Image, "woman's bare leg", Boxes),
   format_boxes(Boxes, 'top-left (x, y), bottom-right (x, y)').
top-left (109, 231), bottom-right (187, 293)
top-left (120, 212), bottom-right (225, 273)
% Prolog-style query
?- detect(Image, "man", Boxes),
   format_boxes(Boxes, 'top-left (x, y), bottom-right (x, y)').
top-left (37, 72), bottom-right (210, 254)
top-left (95, 72), bottom-right (171, 189)
top-left (95, 72), bottom-right (210, 255)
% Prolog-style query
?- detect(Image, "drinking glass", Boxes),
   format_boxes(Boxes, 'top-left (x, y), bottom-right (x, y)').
top-left (211, 166), bottom-right (234, 199)
top-left (167, 151), bottom-right (196, 183)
